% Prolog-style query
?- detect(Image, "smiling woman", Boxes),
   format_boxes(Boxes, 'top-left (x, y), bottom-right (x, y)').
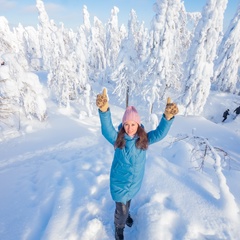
top-left (96, 88), bottom-right (178, 239)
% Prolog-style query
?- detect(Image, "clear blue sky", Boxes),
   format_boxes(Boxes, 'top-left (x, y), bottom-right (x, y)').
top-left (0, 0), bottom-right (239, 30)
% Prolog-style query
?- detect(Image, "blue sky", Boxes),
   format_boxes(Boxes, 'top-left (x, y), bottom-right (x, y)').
top-left (0, 0), bottom-right (239, 30)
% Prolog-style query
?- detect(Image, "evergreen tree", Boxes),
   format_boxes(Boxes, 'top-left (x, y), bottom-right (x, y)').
top-left (88, 17), bottom-right (106, 82)
top-left (213, 4), bottom-right (240, 95)
top-left (23, 26), bottom-right (41, 70)
top-left (73, 8), bottom-right (90, 94)
top-left (182, 0), bottom-right (228, 115)
top-left (143, 0), bottom-right (188, 114)
top-left (47, 7), bottom-right (89, 108)
top-left (0, 62), bottom-right (18, 130)
top-left (14, 24), bottom-right (30, 71)
top-left (112, 10), bottom-right (143, 107)
top-left (0, 17), bottom-right (18, 53)
top-left (48, 57), bottom-right (73, 107)
top-left (36, 0), bottom-right (57, 70)
top-left (105, 6), bottom-right (122, 80)
top-left (0, 54), bottom-right (47, 132)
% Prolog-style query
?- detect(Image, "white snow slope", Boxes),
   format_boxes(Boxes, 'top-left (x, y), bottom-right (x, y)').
top-left (0, 86), bottom-right (240, 240)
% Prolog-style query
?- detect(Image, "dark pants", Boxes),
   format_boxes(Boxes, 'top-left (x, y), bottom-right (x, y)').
top-left (114, 200), bottom-right (131, 228)
top-left (222, 117), bottom-right (227, 122)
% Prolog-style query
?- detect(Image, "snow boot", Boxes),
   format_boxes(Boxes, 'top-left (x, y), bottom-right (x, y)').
top-left (115, 226), bottom-right (124, 240)
top-left (126, 214), bottom-right (133, 227)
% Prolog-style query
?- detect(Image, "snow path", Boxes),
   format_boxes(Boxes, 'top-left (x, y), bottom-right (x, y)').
top-left (0, 106), bottom-right (240, 239)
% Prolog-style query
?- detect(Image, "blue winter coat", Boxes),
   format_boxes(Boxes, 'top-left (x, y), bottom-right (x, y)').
top-left (99, 109), bottom-right (174, 204)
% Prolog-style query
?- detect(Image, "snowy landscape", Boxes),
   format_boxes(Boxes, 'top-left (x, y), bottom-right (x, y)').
top-left (1, 0), bottom-right (240, 239)
top-left (0, 82), bottom-right (240, 240)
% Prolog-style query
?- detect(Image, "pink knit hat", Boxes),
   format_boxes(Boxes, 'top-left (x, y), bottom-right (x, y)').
top-left (122, 106), bottom-right (141, 125)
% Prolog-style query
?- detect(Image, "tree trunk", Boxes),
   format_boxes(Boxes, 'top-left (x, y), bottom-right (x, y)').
top-left (125, 85), bottom-right (129, 108)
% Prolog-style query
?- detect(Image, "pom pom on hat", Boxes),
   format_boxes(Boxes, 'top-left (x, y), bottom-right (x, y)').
top-left (122, 106), bottom-right (141, 125)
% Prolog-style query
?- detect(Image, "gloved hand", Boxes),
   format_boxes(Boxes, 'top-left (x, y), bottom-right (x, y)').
top-left (96, 88), bottom-right (109, 112)
top-left (164, 97), bottom-right (179, 120)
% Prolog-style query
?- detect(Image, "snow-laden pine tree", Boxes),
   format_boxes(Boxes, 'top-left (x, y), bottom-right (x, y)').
top-left (73, 6), bottom-right (91, 97)
top-left (47, 22), bottom-right (89, 108)
top-left (36, 0), bottom-right (74, 107)
top-left (46, 9), bottom-right (87, 108)
top-left (0, 53), bottom-right (47, 133)
top-left (112, 9), bottom-right (143, 107)
top-left (105, 7), bottom-right (122, 79)
top-left (48, 56), bottom-right (75, 108)
top-left (47, 23), bottom-right (72, 107)
top-left (212, 4), bottom-right (240, 95)
top-left (36, 0), bottom-right (58, 70)
top-left (82, 5), bottom-right (91, 38)
top-left (182, 0), bottom-right (228, 115)
top-left (136, 22), bottom-right (150, 64)
top-left (0, 17), bottom-right (18, 53)
top-left (88, 17), bottom-right (106, 82)
top-left (13, 24), bottom-right (30, 71)
top-left (143, 0), bottom-right (189, 114)
top-left (22, 26), bottom-right (41, 70)
top-left (131, 21), bottom-right (151, 102)
top-left (58, 5), bottom-right (93, 116)
top-left (1, 16), bottom-right (40, 73)
top-left (0, 60), bottom-right (18, 131)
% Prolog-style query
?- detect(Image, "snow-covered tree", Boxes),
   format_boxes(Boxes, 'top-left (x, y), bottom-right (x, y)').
top-left (74, 5), bottom-right (91, 90)
top-left (36, 0), bottom-right (58, 70)
top-left (47, 25), bottom-right (74, 106)
top-left (0, 62), bottom-right (18, 130)
top-left (88, 17), bottom-right (106, 82)
top-left (112, 9), bottom-right (143, 107)
top-left (22, 26), bottom-right (41, 70)
top-left (136, 22), bottom-right (150, 63)
top-left (105, 7), bottom-right (121, 77)
top-left (48, 5), bottom-right (92, 109)
top-left (83, 83), bottom-right (92, 117)
top-left (212, 4), bottom-right (240, 95)
top-left (74, 22), bottom-right (89, 95)
top-left (7, 54), bottom-right (47, 121)
top-left (48, 56), bottom-right (74, 107)
top-left (182, 0), bottom-right (228, 115)
top-left (0, 18), bottom-right (37, 72)
top-left (13, 24), bottom-right (30, 71)
top-left (0, 53), bottom-right (47, 132)
top-left (82, 5), bottom-right (91, 37)
top-left (143, 0), bottom-right (189, 114)
top-left (48, 5), bottom-right (93, 110)
top-left (0, 17), bottom-right (18, 53)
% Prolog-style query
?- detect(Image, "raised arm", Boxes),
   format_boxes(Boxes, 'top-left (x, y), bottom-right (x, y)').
top-left (96, 88), bottom-right (117, 145)
top-left (148, 97), bottom-right (178, 145)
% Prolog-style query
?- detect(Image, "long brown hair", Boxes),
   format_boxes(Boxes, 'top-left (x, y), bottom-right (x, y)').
top-left (114, 125), bottom-right (148, 150)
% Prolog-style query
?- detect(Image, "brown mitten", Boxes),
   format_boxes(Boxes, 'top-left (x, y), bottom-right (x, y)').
top-left (96, 88), bottom-right (109, 112)
top-left (164, 97), bottom-right (179, 120)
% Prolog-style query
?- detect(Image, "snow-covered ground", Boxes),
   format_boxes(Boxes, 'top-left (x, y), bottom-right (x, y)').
top-left (0, 80), bottom-right (240, 239)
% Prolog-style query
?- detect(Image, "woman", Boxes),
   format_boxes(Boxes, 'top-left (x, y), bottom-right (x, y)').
top-left (96, 88), bottom-right (178, 240)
